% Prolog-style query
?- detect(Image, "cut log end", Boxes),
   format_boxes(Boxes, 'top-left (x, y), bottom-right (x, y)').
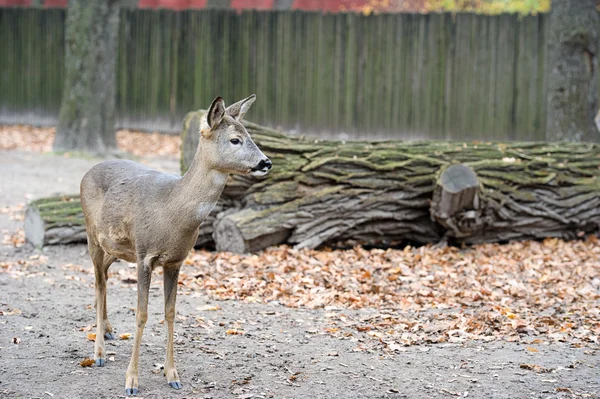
top-left (24, 206), bottom-right (45, 248)
top-left (24, 196), bottom-right (87, 247)
top-left (440, 164), bottom-right (479, 194)
top-left (431, 164), bottom-right (483, 238)
top-left (213, 217), bottom-right (248, 253)
top-left (213, 212), bottom-right (292, 253)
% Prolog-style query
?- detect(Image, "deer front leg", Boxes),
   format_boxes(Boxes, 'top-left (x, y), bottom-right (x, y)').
top-left (163, 266), bottom-right (182, 389)
top-left (125, 258), bottom-right (152, 396)
top-left (90, 244), bottom-right (115, 366)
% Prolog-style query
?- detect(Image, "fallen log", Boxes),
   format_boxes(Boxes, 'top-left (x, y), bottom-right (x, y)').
top-left (23, 194), bottom-right (224, 249)
top-left (25, 112), bottom-right (600, 250)
top-left (181, 110), bottom-right (600, 252)
top-left (24, 195), bottom-right (87, 247)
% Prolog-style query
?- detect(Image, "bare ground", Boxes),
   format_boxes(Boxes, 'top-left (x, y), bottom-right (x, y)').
top-left (0, 150), bottom-right (598, 399)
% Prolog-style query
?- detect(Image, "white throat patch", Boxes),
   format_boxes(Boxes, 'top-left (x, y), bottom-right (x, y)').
top-left (196, 203), bottom-right (215, 220)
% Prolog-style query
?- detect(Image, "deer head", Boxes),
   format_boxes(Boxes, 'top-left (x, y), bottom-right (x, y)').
top-left (199, 95), bottom-right (272, 177)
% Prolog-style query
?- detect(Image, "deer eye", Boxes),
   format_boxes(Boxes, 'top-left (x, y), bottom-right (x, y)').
top-left (230, 138), bottom-right (241, 145)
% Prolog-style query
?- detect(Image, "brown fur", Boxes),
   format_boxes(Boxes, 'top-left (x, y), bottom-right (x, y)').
top-left (80, 95), bottom-right (270, 395)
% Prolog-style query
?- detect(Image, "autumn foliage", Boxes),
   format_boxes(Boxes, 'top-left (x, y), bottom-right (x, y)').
top-left (168, 237), bottom-right (600, 350)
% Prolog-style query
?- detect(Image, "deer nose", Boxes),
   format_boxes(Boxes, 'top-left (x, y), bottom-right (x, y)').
top-left (258, 158), bottom-right (272, 170)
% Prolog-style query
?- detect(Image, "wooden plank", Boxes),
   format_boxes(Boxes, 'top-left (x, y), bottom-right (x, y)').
top-left (0, 9), bottom-right (569, 142)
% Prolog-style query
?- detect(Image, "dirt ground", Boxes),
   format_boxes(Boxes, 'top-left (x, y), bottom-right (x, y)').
top-left (1, 149), bottom-right (598, 399)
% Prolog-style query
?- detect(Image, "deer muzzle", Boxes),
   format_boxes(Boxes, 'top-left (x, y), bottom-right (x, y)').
top-left (250, 158), bottom-right (272, 176)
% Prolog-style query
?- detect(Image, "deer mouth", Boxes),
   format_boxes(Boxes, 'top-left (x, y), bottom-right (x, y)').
top-left (250, 168), bottom-right (269, 177)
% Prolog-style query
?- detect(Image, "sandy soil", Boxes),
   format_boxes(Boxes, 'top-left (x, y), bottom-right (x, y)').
top-left (0, 150), bottom-right (598, 399)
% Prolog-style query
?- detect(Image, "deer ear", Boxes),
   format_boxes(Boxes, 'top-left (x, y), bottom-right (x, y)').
top-left (207, 96), bottom-right (226, 129)
top-left (226, 94), bottom-right (256, 121)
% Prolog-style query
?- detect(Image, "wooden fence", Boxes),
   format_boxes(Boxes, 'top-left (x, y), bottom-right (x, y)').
top-left (0, 8), bottom-right (596, 140)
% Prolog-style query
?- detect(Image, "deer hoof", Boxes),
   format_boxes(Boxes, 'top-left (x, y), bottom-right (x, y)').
top-left (104, 332), bottom-right (116, 340)
top-left (95, 358), bottom-right (106, 367)
top-left (169, 381), bottom-right (182, 390)
top-left (125, 387), bottom-right (138, 396)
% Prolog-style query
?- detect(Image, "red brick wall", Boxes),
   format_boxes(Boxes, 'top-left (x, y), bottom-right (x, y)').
top-left (0, 0), bottom-right (31, 6)
top-left (0, 0), bottom-right (389, 12)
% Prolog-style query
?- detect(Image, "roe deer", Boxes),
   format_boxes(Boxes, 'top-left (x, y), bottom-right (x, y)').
top-left (80, 95), bottom-right (271, 396)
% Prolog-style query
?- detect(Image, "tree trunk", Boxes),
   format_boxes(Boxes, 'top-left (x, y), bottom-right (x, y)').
top-left (23, 194), bottom-right (225, 249)
top-left (53, 0), bottom-right (120, 153)
top-left (546, 0), bottom-right (599, 142)
top-left (181, 110), bottom-right (600, 252)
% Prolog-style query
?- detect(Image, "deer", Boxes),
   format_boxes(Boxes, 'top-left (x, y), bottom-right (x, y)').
top-left (80, 95), bottom-right (271, 396)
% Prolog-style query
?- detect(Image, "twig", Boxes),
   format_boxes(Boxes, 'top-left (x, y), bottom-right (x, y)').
top-left (274, 380), bottom-right (301, 387)
top-left (440, 388), bottom-right (461, 396)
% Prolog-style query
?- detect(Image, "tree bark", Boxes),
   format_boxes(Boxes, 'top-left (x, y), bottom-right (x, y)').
top-left (546, 0), bottom-right (599, 142)
top-left (181, 110), bottom-right (600, 252)
top-left (53, 0), bottom-right (120, 153)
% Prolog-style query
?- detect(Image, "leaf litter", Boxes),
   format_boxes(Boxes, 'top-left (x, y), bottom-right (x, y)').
top-left (0, 125), bottom-right (180, 157)
top-left (177, 237), bottom-right (600, 351)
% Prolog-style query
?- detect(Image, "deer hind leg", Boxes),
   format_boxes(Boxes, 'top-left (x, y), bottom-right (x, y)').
top-left (101, 253), bottom-right (117, 340)
top-left (90, 241), bottom-right (116, 367)
top-left (125, 256), bottom-right (153, 396)
top-left (163, 266), bottom-right (182, 389)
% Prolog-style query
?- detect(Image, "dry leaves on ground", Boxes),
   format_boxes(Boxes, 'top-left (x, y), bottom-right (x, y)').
top-left (2, 236), bottom-right (599, 352)
top-left (0, 125), bottom-right (54, 152)
top-left (175, 237), bottom-right (600, 350)
top-left (2, 229), bottom-right (25, 248)
top-left (0, 204), bottom-right (26, 221)
top-left (115, 130), bottom-right (180, 157)
top-left (0, 125), bottom-right (180, 157)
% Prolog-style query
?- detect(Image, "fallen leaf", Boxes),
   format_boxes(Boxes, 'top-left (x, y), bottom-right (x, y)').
top-left (519, 363), bottom-right (553, 373)
top-left (87, 333), bottom-right (96, 341)
top-left (556, 387), bottom-right (573, 393)
top-left (226, 329), bottom-right (244, 335)
top-left (526, 347), bottom-right (539, 353)
top-left (119, 333), bottom-right (131, 340)
top-left (80, 358), bottom-right (95, 367)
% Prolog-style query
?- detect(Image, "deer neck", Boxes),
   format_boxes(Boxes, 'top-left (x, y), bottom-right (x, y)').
top-left (172, 145), bottom-right (228, 225)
